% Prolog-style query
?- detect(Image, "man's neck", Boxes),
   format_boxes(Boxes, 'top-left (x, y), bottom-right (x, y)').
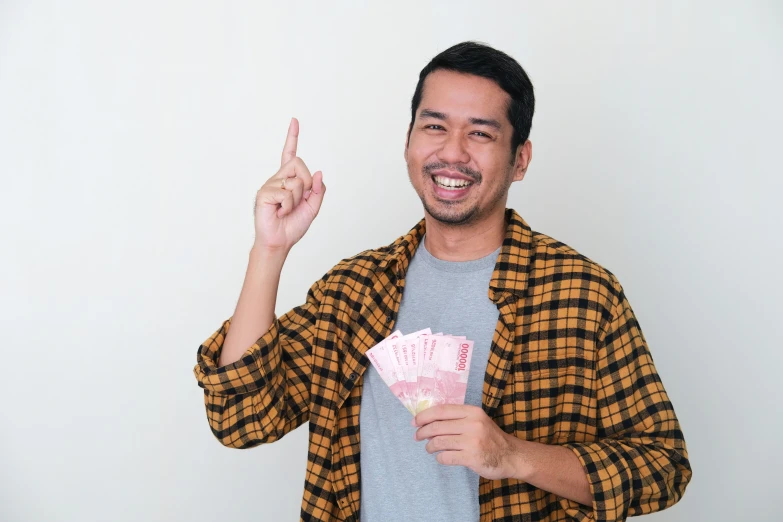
top-left (422, 207), bottom-right (507, 262)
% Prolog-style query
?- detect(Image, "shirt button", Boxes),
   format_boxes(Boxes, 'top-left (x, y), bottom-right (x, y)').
top-left (386, 314), bottom-right (392, 323)
top-left (349, 372), bottom-right (357, 380)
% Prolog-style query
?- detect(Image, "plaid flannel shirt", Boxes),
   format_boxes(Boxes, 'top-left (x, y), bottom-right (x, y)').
top-left (193, 208), bottom-right (692, 521)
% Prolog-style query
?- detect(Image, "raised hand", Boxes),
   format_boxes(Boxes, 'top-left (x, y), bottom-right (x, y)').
top-left (253, 117), bottom-right (326, 252)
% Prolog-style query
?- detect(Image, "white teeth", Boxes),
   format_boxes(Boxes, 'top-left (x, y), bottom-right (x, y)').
top-left (433, 175), bottom-right (472, 189)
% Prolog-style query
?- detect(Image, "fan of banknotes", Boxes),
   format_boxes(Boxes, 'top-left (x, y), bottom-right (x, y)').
top-left (366, 328), bottom-right (474, 415)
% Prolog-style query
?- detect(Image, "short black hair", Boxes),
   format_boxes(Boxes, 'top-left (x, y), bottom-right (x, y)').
top-left (408, 41), bottom-right (535, 162)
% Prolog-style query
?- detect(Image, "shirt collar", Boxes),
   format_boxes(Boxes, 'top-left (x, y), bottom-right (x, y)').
top-left (378, 207), bottom-right (533, 301)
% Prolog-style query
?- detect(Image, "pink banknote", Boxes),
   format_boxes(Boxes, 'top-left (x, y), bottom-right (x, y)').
top-left (368, 328), bottom-right (430, 414)
top-left (434, 337), bottom-right (474, 405)
top-left (367, 328), bottom-right (473, 415)
top-left (366, 331), bottom-right (401, 390)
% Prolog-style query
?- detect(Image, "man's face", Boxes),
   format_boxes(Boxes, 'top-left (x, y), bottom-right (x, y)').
top-left (404, 69), bottom-right (530, 226)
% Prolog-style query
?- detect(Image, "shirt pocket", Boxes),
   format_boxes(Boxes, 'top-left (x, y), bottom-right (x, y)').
top-left (510, 345), bottom-right (597, 445)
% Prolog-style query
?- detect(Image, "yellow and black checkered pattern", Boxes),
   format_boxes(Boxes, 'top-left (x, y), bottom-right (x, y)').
top-left (194, 208), bottom-right (691, 521)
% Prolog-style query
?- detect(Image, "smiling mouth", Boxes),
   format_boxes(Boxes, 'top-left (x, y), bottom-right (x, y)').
top-left (431, 174), bottom-right (475, 190)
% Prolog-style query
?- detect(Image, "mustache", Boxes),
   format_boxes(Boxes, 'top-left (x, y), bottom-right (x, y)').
top-left (423, 162), bottom-right (481, 183)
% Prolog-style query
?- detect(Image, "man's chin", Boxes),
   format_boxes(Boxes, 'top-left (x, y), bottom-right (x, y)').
top-left (422, 198), bottom-right (478, 226)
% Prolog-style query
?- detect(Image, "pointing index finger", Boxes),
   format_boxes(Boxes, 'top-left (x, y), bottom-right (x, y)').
top-left (281, 117), bottom-right (299, 167)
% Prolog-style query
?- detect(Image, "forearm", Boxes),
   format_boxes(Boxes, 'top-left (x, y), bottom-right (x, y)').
top-left (508, 437), bottom-right (593, 508)
top-left (219, 245), bottom-right (289, 367)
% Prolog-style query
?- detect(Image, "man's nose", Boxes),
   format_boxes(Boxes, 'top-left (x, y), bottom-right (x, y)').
top-left (437, 132), bottom-right (470, 164)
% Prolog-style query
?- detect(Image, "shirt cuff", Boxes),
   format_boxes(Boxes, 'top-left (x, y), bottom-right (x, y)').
top-left (193, 316), bottom-right (281, 396)
top-left (557, 442), bottom-right (619, 521)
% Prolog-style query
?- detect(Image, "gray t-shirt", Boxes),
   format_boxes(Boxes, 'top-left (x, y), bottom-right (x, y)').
top-left (359, 234), bottom-right (502, 522)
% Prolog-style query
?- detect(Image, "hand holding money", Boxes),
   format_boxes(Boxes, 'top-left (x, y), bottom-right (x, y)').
top-left (253, 117), bottom-right (326, 253)
top-left (368, 329), bottom-right (528, 480)
top-left (412, 404), bottom-right (527, 481)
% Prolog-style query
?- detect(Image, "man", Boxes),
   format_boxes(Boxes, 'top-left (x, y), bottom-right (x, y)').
top-left (193, 41), bottom-right (692, 522)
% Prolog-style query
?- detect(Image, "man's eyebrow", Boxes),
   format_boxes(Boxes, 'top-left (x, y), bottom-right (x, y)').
top-left (468, 117), bottom-right (501, 130)
top-left (419, 109), bottom-right (448, 121)
top-left (418, 109), bottom-right (501, 130)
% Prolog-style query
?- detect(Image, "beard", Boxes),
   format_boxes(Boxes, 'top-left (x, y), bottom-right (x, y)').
top-left (411, 161), bottom-right (510, 227)
top-left (421, 197), bottom-right (480, 225)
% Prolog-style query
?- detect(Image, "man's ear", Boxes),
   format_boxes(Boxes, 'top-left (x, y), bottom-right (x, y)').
top-left (404, 124), bottom-right (412, 161)
top-left (512, 140), bottom-right (532, 182)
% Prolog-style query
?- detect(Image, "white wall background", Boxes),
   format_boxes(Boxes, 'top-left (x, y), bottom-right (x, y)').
top-left (1, 1), bottom-right (781, 520)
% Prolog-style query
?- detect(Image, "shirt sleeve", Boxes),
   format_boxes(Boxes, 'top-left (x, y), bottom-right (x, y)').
top-left (192, 275), bottom-right (325, 449)
top-left (558, 275), bottom-right (693, 521)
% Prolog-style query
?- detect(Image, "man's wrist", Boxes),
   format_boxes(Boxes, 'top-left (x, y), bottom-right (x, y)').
top-left (249, 244), bottom-right (289, 273)
top-left (504, 435), bottom-right (534, 481)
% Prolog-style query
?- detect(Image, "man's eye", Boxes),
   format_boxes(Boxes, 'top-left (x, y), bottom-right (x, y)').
top-left (422, 126), bottom-right (490, 138)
